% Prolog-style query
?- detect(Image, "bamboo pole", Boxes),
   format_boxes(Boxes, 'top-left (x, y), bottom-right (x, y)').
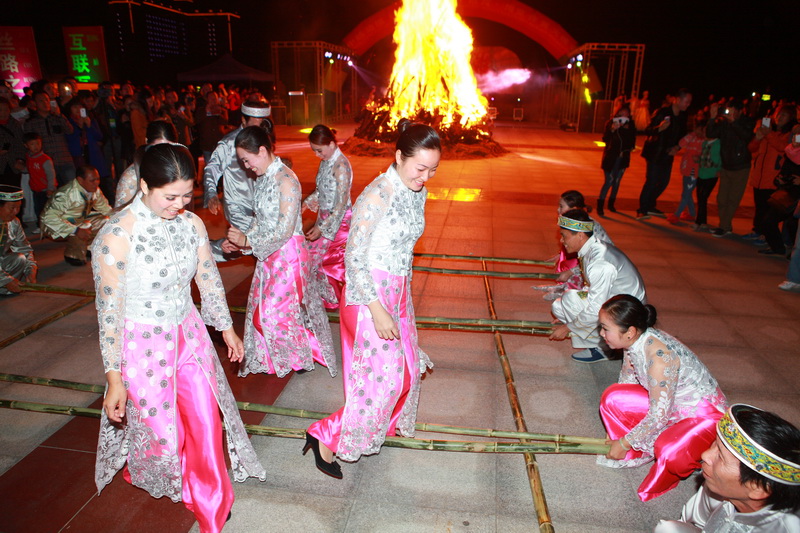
top-left (0, 297), bottom-right (95, 351)
top-left (0, 373), bottom-right (607, 449)
top-left (414, 252), bottom-right (554, 266)
top-left (412, 266), bottom-right (558, 279)
top-left (16, 285), bottom-right (556, 337)
top-left (482, 260), bottom-right (554, 533)
top-left (0, 399), bottom-right (609, 455)
top-left (20, 283), bottom-right (95, 297)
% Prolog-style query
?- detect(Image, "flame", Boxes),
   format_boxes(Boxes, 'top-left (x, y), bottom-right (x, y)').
top-left (386, 0), bottom-right (488, 133)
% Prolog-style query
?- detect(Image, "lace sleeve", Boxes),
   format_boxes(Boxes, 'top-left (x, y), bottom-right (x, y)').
top-left (625, 336), bottom-right (681, 452)
top-left (617, 350), bottom-right (638, 385)
top-left (91, 220), bottom-right (132, 373)
top-left (317, 158), bottom-right (352, 240)
top-left (246, 171), bottom-right (300, 261)
top-left (302, 189), bottom-right (319, 212)
top-left (190, 214), bottom-right (233, 331)
top-left (114, 165), bottom-right (138, 207)
top-left (345, 176), bottom-right (392, 305)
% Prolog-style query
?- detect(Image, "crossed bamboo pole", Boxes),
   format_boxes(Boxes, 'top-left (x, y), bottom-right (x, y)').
top-left (18, 284), bottom-right (556, 337)
top-left (0, 296), bottom-right (95, 351)
top-left (414, 252), bottom-right (554, 266)
top-left (481, 260), bottom-right (554, 533)
top-left (0, 373), bottom-right (610, 455)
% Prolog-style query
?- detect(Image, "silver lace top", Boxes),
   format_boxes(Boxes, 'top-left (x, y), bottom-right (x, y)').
top-left (91, 195), bottom-right (233, 373)
top-left (244, 156), bottom-right (303, 260)
top-left (345, 164), bottom-right (426, 305)
top-left (620, 328), bottom-right (726, 453)
top-left (301, 147), bottom-right (353, 240)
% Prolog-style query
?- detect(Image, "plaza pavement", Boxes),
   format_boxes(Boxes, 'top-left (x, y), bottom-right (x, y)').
top-left (0, 122), bottom-right (798, 533)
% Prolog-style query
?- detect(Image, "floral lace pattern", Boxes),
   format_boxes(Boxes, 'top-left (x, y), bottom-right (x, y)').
top-left (302, 147), bottom-right (353, 241)
top-left (92, 197), bottom-right (265, 497)
top-left (92, 196), bottom-right (232, 373)
top-left (240, 158), bottom-right (336, 377)
top-left (345, 164), bottom-right (426, 305)
top-left (244, 157), bottom-right (303, 259)
top-left (114, 163), bottom-right (138, 208)
top-left (619, 328), bottom-right (726, 454)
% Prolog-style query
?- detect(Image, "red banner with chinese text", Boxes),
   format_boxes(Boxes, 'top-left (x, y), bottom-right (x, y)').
top-left (0, 26), bottom-right (43, 97)
top-left (62, 26), bottom-right (109, 84)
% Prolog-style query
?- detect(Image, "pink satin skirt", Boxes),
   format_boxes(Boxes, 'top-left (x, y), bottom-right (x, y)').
top-left (308, 269), bottom-right (419, 461)
top-left (120, 310), bottom-right (233, 532)
top-left (306, 209), bottom-right (351, 309)
top-left (599, 383), bottom-right (723, 501)
top-left (243, 235), bottom-right (326, 375)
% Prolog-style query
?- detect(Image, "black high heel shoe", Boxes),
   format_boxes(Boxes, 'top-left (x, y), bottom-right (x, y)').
top-left (303, 433), bottom-right (343, 479)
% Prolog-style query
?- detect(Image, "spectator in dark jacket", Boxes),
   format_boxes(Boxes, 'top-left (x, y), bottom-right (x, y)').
top-left (706, 100), bottom-right (756, 236)
top-left (598, 105), bottom-right (636, 216)
top-left (637, 89), bottom-right (692, 219)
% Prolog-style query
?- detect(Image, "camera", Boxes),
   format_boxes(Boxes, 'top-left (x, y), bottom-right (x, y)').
top-left (612, 116), bottom-right (629, 125)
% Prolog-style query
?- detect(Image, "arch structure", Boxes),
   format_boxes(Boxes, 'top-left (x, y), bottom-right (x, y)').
top-left (342, 0), bottom-right (578, 63)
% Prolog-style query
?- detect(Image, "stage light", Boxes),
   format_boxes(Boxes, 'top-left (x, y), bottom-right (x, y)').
top-left (581, 74), bottom-right (589, 83)
top-left (576, 54), bottom-right (583, 61)
top-left (516, 97), bottom-right (521, 102)
top-left (762, 94), bottom-right (771, 101)
top-left (567, 64), bottom-right (572, 70)
top-left (576, 61), bottom-right (581, 67)
top-left (329, 59), bottom-right (334, 64)
top-left (347, 60), bottom-right (353, 66)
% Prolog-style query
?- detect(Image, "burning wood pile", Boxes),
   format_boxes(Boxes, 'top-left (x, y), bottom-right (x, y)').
top-left (345, 0), bottom-right (507, 159)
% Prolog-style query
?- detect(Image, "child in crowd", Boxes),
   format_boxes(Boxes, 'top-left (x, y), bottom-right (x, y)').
top-left (23, 132), bottom-right (56, 229)
top-left (668, 119), bottom-right (706, 224)
top-left (694, 135), bottom-right (722, 231)
top-left (535, 190), bottom-right (612, 301)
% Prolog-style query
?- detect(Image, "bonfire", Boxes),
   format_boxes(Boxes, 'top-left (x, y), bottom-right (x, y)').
top-left (347, 0), bottom-right (507, 158)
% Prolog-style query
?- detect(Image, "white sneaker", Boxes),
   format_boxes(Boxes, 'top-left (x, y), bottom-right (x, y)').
top-left (778, 281), bottom-right (800, 293)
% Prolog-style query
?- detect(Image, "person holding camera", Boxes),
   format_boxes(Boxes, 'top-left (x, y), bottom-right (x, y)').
top-left (757, 125), bottom-right (800, 258)
top-left (598, 105), bottom-right (636, 216)
top-left (746, 105), bottom-right (797, 243)
top-left (706, 100), bottom-right (756, 236)
top-left (637, 89), bottom-right (692, 219)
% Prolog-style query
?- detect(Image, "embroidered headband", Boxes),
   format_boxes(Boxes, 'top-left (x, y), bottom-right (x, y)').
top-left (241, 102), bottom-right (271, 118)
top-left (558, 215), bottom-right (594, 233)
top-left (717, 404), bottom-right (800, 485)
top-left (0, 185), bottom-right (24, 202)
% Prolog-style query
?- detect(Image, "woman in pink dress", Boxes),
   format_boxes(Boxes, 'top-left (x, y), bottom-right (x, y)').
top-left (92, 144), bottom-right (265, 532)
top-left (225, 125), bottom-right (336, 377)
top-left (596, 294), bottom-right (727, 501)
top-left (302, 124), bottom-right (353, 308)
top-left (305, 121), bottom-right (440, 479)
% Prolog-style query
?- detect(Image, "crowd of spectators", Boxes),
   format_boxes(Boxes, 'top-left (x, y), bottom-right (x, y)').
top-left (0, 77), bottom-right (270, 214)
top-left (600, 90), bottom-right (800, 291)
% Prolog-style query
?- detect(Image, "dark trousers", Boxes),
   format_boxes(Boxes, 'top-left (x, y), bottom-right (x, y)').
top-left (695, 177), bottom-right (718, 225)
top-left (752, 188), bottom-right (775, 234)
top-left (32, 190), bottom-right (49, 221)
top-left (599, 157), bottom-right (626, 206)
top-left (759, 199), bottom-right (798, 254)
top-left (639, 158), bottom-right (673, 213)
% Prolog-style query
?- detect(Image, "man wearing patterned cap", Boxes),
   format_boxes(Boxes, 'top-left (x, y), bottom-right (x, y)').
top-left (655, 404), bottom-right (800, 532)
top-left (0, 185), bottom-right (37, 295)
top-left (549, 209), bottom-right (646, 363)
top-left (203, 100), bottom-right (272, 261)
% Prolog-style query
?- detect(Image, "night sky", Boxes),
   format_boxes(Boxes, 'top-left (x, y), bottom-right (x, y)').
top-left (7, 0), bottom-right (798, 104)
